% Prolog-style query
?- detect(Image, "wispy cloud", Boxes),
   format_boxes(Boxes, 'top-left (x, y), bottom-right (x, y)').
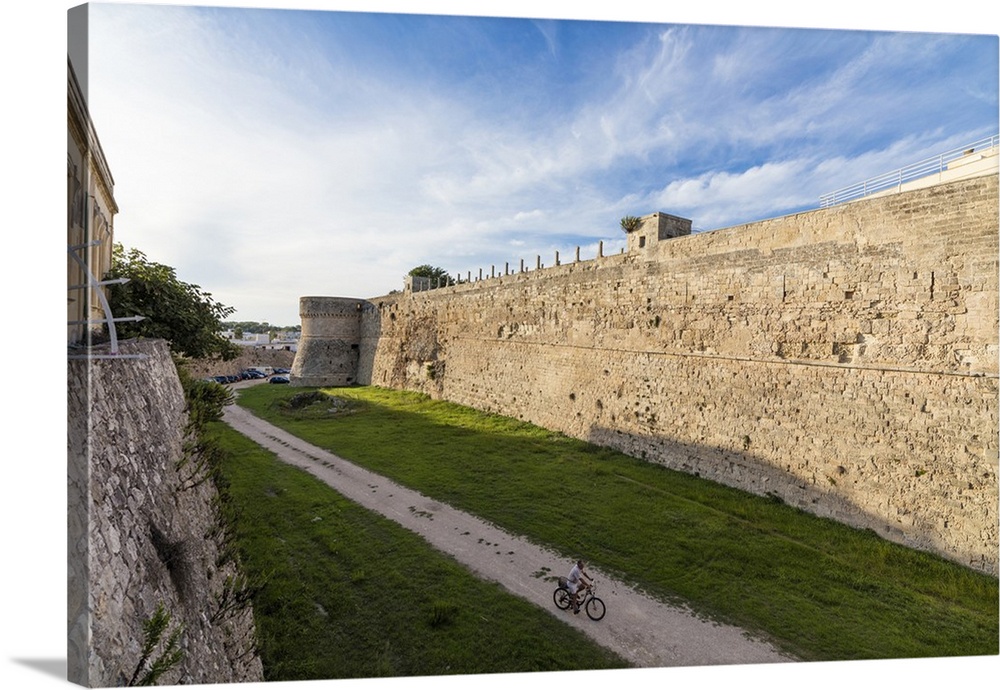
top-left (82, 4), bottom-right (997, 324)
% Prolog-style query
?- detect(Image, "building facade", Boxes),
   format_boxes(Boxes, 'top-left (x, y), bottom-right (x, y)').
top-left (68, 56), bottom-right (118, 345)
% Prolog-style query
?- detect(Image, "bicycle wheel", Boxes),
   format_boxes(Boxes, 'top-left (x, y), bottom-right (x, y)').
top-left (585, 596), bottom-right (606, 621)
top-left (553, 587), bottom-right (572, 610)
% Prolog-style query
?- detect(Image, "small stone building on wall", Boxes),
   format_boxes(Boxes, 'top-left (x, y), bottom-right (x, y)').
top-left (626, 211), bottom-right (692, 253)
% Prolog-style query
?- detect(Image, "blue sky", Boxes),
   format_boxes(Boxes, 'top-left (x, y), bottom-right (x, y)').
top-left (75, 2), bottom-right (998, 328)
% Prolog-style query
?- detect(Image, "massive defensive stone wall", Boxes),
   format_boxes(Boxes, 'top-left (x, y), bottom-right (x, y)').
top-left (356, 175), bottom-right (998, 574)
top-left (68, 339), bottom-right (263, 687)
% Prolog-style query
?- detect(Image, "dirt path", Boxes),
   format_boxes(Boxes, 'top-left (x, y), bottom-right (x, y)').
top-left (221, 398), bottom-right (793, 669)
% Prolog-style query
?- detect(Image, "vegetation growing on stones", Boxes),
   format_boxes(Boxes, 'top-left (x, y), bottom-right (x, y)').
top-left (282, 390), bottom-right (330, 410)
top-left (127, 603), bottom-right (184, 687)
top-left (211, 573), bottom-right (264, 624)
top-left (175, 369), bottom-right (235, 492)
top-left (279, 390), bottom-right (360, 417)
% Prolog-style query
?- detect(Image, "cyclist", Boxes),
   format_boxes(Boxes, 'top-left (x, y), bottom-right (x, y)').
top-left (566, 559), bottom-right (592, 614)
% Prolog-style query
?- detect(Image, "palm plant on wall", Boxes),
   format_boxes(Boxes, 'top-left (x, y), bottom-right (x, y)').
top-left (619, 215), bottom-right (641, 233)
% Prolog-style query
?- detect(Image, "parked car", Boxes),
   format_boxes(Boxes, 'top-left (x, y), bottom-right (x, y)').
top-left (269, 375), bottom-right (290, 384)
top-left (273, 367), bottom-right (290, 374)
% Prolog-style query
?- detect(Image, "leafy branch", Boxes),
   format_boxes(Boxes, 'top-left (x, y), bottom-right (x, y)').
top-left (127, 603), bottom-right (184, 686)
top-left (211, 572), bottom-right (267, 623)
top-left (105, 243), bottom-right (240, 361)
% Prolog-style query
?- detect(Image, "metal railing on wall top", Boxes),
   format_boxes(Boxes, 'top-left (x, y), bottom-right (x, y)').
top-left (819, 134), bottom-right (999, 208)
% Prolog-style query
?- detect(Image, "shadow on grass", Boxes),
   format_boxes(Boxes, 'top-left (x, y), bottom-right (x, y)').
top-left (234, 383), bottom-right (999, 663)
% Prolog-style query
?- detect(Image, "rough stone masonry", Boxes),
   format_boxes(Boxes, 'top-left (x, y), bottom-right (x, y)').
top-left (68, 340), bottom-right (263, 687)
top-left (293, 175), bottom-right (999, 575)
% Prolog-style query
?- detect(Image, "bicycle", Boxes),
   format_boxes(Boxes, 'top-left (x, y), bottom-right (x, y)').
top-left (553, 577), bottom-right (606, 621)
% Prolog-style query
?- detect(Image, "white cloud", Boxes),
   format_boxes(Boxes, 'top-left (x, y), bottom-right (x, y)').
top-left (648, 159), bottom-right (810, 228)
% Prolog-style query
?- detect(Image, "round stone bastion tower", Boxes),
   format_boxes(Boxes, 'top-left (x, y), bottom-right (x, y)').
top-left (290, 296), bottom-right (366, 387)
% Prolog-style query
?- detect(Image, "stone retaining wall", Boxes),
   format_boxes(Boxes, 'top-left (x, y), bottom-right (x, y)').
top-left (68, 339), bottom-right (264, 687)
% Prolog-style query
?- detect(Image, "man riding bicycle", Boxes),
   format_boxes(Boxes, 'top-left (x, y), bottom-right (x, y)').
top-left (566, 559), bottom-right (592, 614)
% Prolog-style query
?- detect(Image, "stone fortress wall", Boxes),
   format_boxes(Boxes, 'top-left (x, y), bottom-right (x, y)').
top-left (68, 339), bottom-right (263, 687)
top-left (299, 174), bottom-right (999, 574)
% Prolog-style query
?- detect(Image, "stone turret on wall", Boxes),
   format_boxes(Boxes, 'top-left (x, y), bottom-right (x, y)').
top-left (290, 296), bottom-right (367, 387)
top-left (626, 211), bottom-right (692, 253)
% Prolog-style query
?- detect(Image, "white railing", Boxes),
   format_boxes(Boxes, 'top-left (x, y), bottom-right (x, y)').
top-left (68, 240), bottom-right (146, 360)
top-left (820, 134), bottom-right (999, 208)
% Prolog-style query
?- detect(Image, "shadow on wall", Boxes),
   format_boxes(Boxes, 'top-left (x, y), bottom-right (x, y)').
top-left (585, 423), bottom-right (997, 575)
top-left (357, 301), bottom-right (380, 385)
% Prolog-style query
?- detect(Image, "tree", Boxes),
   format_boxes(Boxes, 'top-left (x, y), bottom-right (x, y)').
top-left (408, 264), bottom-right (454, 287)
top-left (104, 244), bottom-right (240, 360)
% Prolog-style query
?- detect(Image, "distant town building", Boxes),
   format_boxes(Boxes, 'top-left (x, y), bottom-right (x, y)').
top-left (223, 330), bottom-right (299, 352)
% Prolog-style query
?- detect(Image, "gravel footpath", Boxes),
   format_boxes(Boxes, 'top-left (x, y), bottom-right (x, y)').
top-left (221, 396), bottom-right (794, 669)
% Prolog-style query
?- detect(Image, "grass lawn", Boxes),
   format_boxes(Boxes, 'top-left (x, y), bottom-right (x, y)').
top-left (210, 421), bottom-right (629, 680)
top-left (231, 384), bottom-right (999, 663)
